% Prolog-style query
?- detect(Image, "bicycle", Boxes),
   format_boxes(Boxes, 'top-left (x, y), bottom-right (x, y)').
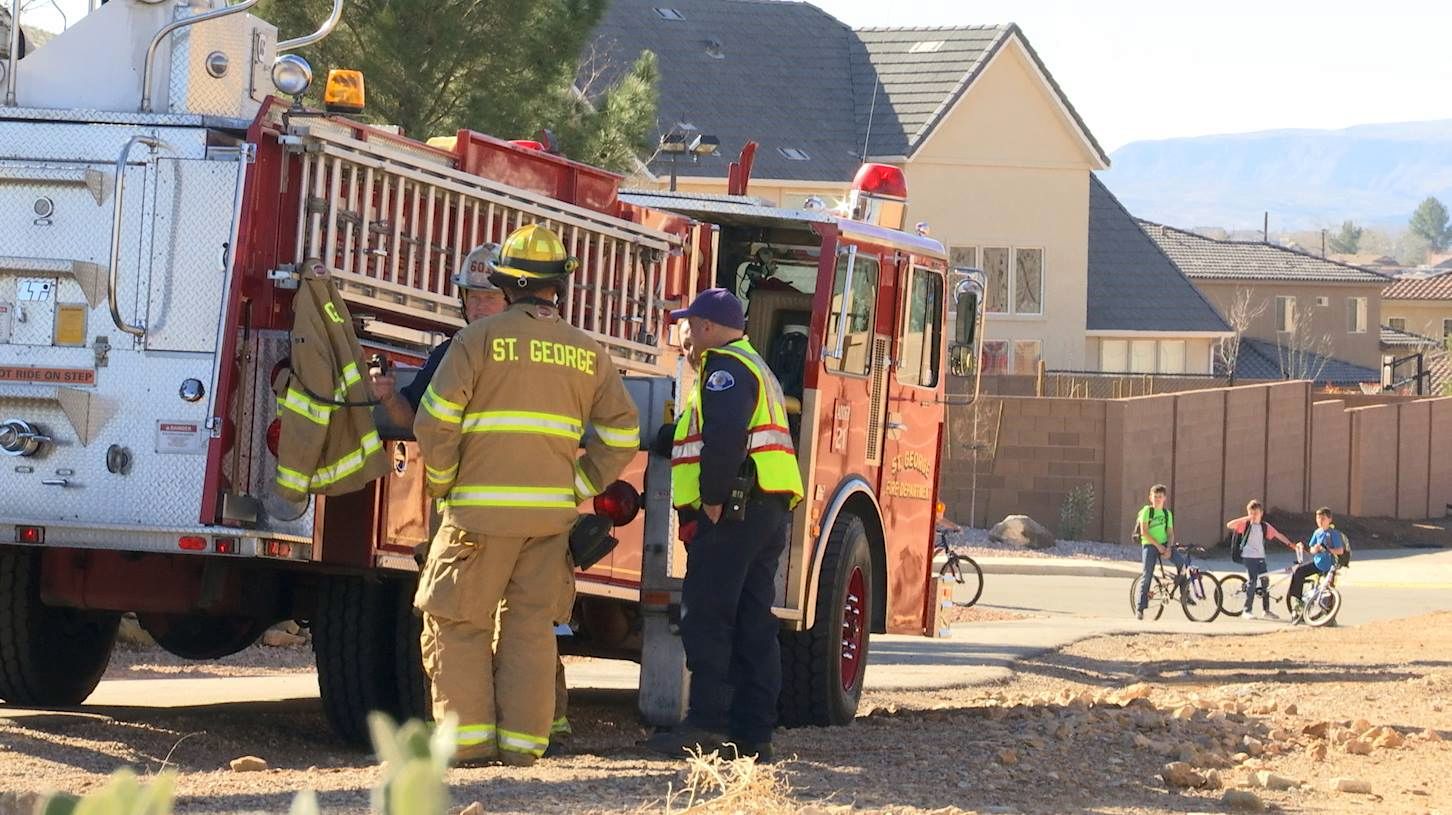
top-left (1128, 545), bottom-right (1222, 623)
top-left (1219, 550), bottom-right (1343, 627)
top-left (935, 528), bottom-right (984, 608)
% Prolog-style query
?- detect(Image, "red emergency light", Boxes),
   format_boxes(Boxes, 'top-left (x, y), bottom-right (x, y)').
top-left (178, 536), bottom-right (207, 551)
top-left (847, 162), bottom-right (909, 231)
top-left (593, 480), bottom-right (641, 527)
top-left (266, 419), bottom-right (282, 457)
top-left (510, 140), bottom-right (545, 152)
top-left (16, 525), bottom-right (44, 544)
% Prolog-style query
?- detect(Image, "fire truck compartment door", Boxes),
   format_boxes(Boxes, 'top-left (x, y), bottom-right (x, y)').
top-left (143, 157), bottom-right (245, 353)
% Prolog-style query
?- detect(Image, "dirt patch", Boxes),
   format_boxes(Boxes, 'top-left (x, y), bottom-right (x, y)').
top-left (5, 614), bottom-right (1450, 813)
top-left (938, 604), bottom-right (1041, 625)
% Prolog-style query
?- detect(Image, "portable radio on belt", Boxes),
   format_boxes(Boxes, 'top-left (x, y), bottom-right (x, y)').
top-left (724, 460), bottom-right (756, 522)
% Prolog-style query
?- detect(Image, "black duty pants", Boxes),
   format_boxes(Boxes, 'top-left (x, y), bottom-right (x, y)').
top-left (680, 495), bottom-right (789, 745)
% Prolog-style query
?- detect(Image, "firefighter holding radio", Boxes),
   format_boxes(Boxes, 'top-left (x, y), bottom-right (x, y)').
top-left (412, 224), bottom-right (639, 766)
top-left (644, 288), bottom-right (804, 763)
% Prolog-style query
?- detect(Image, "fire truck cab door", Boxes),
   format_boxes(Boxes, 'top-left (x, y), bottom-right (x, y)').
top-left (142, 156), bottom-right (246, 353)
top-left (876, 257), bottom-right (948, 634)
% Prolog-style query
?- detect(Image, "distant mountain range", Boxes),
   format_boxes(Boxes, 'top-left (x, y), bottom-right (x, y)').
top-left (1104, 120), bottom-right (1452, 232)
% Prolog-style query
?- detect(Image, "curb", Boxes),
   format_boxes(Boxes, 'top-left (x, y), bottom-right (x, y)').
top-left (971, 557), bottom-right (1140, 579)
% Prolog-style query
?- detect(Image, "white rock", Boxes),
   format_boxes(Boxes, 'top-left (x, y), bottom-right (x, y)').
top-left (1242, 736), bottom-right (1264, 756)
top-left (1344, 738), bottom-right (1373, 756)
top-left (459, 803), bottom-right (486, 815)
top-left (1253, 771), bottom-right (1299, 791)
top-left (229, 756), bottom-right (268, 773)
top-left (1329, 777), bottom-right (1372, 794)
top-left (1161, 761), bottom-right (1206, 788)
top-left (987, 515), bottom-right (1056, 550)
top-left (261, 630), bottom-right (307, 648)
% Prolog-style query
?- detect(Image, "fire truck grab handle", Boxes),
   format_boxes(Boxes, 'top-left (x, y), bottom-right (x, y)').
top-left (108, 134), bottom-right (167, 338)
top-left (277, 0), bottom-right (343, 52)
top-left (825, 245), bottom-right (858, 360)
top-left (140, 0), bottom-right (260, 112)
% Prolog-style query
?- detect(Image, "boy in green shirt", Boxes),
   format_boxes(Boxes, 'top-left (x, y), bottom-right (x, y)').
top-left (1135, 484), bottom-right (1186, 619)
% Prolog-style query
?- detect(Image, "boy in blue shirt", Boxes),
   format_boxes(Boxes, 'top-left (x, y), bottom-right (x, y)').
top-left (1288, 507), bottom-right (1347, 622)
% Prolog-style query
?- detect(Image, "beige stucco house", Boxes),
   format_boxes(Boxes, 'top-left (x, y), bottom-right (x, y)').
top-left (1141, 223), bottom-right (1389, 385)
top-left (1383, 271), bottom-right (1452, 342)
top-left (590, 2), bottom-right (1111, 373)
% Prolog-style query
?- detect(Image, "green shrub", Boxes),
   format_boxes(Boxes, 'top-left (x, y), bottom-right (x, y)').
top-left (1058, 483), bottom-right (1096, 541)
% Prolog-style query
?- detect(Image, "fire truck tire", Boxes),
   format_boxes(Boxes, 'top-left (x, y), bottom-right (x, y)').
top-left (393, 577), bottom-right (432, 723)
top-left (313, 575), bottom-right (404, 746)
top-left (138, 614), bottom-right (269, 660)
top-left (777, 513), bottom-right (872, 728)
top-left (0, 549), bottom-right (120, 707)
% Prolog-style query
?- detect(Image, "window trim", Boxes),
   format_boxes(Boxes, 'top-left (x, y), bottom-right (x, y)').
top-left (1276, 295), bottom-right (1296, 334)
top-left (1346, 297), bottom-right (1367, 334)
top-left (1443, 317), bottom-right (1452, 338)
top-left (1388, 317), bottom-right (1407, 332)
top-left (967, 243), bottom-right (1046, 318)
top-left (895, 265), bottom-right (946, 390)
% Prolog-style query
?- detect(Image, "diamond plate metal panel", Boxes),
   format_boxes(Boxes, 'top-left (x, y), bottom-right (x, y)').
top-left (144, 158), bottom-right (243, 352)
top-left (0, 106), bottom-right (251, 131)
top-left (0, 121), bottom-right (210, 163)
top-left (165, 13), bottom-right (276, 119)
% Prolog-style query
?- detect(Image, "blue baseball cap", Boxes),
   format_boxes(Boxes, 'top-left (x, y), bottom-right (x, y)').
top-left (669, 288), bottom-right (745, 330)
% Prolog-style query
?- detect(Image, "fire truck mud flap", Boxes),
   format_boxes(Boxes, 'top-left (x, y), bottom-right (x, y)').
top-left (777, 513), bottom-right (872, 727)
top-left (0, 548), bottom-right (120, 707)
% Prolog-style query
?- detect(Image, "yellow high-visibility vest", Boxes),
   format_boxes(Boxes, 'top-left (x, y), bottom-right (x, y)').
top-left (671, 338), bottom-right (804, 510)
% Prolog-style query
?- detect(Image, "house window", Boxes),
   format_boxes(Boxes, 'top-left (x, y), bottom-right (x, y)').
top-left (653, 7), bottom-right (686, 21)
top-left (961, 245), bottom-right (1043, 316)
top-left (1276, 296), bottom-right (1296, 333)
top-left (1012, 340), bottom-right (1042, 375)
top-left (1346, 297), bottom-right (1367, 334)
top-left (1443, 318), bottom-right (1452, 338)
top-left (1100, 339), bottom-right (1128, 372)
top-left (1130, 340), bottom-right (1156, 373)
top-left (1014, 248), bottom-right (1044, 314)
top-left (982, 340), bottom-right (1009, 375)
top-left (949, 246), bottom-right (977, 270)
top-left (1388, 317), bottom-right (1407, 331)
top-left (777, 147), bottom-right (811, 161)
top-left (1314, 296), bottom-right (1329, 307)
top-left (1160, 340), bottom-right (1187, 374)
top-left (824, 250), bottom-right (879, 375)
top-left (897, 267), bottom-right (944, 388)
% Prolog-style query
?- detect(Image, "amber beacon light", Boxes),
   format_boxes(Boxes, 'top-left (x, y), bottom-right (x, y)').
top-left (323, 69), bottom-right (366, 114)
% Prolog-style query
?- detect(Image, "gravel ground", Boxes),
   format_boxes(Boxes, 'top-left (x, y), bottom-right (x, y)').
top-left (4, 613), bottom-right (1449, 814)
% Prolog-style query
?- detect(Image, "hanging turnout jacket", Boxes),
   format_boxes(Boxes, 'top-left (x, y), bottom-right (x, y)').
top-left (272, 268), bottom-right (389, 500)
top-left (414, 300), bottom-right (640, 537)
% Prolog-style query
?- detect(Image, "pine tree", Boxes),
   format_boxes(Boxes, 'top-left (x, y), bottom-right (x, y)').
top-left (1409, 197), bottom-right (1451, 253)
top-left (1326, 220), bottom-right (1363, 254)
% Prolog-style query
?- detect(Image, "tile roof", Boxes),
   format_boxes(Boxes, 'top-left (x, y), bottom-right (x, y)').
top-left (587, 2), bottom-right (1106, 183)
top-left (1227, 338), bottom-right (1380, 386)
top-left (1086, 176), bottom-right (1229, 333)
top-left (1383, 270), bottom-right (1452, 301)
top-left (1138, 221), bottom-right (1391, 284)
top-left (1380, 324), bottom-right (1442, 348)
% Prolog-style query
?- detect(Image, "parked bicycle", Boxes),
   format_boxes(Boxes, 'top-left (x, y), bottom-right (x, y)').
top-left (1129, 545), bottom-right (1222, 622)
top-left (935, 528), bottom-right (984, 608)
top-left (1218, 549), bottom-right (1344, 627)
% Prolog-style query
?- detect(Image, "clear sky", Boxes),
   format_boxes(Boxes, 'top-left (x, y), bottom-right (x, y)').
top-left (23, 0), bottom-right (1452, 152)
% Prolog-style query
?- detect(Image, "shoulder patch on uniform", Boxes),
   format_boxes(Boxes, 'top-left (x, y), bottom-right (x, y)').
top-left (704, 370), bottom-right (736, 392)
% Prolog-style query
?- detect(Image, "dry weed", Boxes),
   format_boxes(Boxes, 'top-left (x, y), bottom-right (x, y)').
top-left (656, 747), bottom-right (794, 814)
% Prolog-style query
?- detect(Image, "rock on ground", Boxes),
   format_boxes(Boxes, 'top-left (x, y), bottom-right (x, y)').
top-left (229, 756), bottom-right (268, 773)
top-left (988, 515), bottom-right (1056, 550)
top-left (1330, 777), bottom-right (1373, 794)
top-left (1161, 761), bottom-right (1206, 788)
top-left (1222, 789), bottom-right (1265, 812)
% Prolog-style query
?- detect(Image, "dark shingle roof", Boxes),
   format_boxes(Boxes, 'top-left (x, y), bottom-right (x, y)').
top-left (1087, 176), bottom-right (1229, 332)
top-left (1139, 222), bottom-right (1391, 284)
top-left (1380, 324), bottom-right (1441, 348)
top-left (1227, 338), bottom-right (1379, 386)
top-left (588, 3), bottom-right (1106, 183)
top-left (1383, 270), bottom-right (1452, 301)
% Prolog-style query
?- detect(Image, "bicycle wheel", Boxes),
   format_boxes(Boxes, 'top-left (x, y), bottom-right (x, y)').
top-left (1301, 586), bottom-right (1341, 628)
top-left (1181, 571), bottom-right (1222, 623)
top-left (1129, 576), bottom-right (1166, 620)
top-left (1218, 574), bottom-right (1248, 617)
top-left (955, 556), bottom-right (984, 608)
top-left (938, 556), bottom-right (963, 585)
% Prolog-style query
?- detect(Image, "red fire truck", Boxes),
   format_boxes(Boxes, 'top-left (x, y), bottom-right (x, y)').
top-left (0, 0), bottom-right (984, 744)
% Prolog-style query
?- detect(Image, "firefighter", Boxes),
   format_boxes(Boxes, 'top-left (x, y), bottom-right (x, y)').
top-left (644, 288), bottom-right (804, 763)
top-left (367, 242), bottom-right (576, 749)
top-left (413, 224), bottom-right (639, 766)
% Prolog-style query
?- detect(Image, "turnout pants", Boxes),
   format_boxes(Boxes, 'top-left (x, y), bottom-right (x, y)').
top-left (415, 523), bottom-right (572, 762)
top-left (680, 495), bottom-right (790, 746)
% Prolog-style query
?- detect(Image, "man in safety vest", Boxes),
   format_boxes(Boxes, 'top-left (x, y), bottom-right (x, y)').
top-left (413, 224), bottom-right (640, 766)
top-left (644, 288), bottom-right (804, 763)
top-left (368, 242), bottom-right (577, 749)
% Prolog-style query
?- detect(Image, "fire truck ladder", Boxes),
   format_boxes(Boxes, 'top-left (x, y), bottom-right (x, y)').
top-left (280, 117), bottom-right (680, 374)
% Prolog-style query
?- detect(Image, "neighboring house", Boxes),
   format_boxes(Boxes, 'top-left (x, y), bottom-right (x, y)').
top-left (1329, 253), bottom-right (1403, 275)
top-left (590, 2), bottom-right (1110, 373)
top-left (1383, 270), bottom-right (1452, 342)
top-left (1379, 324), bottom-right (1445, 394)
top-left (1086, 177), bottom-right (1230, 373)
top-left (1139, 222), bottom-right (1389, 384)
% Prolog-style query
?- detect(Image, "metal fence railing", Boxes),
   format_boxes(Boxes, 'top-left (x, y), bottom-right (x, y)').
top-left (1038, 369), bottom-right (1229, 399)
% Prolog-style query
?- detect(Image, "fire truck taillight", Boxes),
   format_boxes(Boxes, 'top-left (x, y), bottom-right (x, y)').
top-left (593, 481), bottom-right (641, 527)
top-left (178, 536), bottom-right (207, 551)
top-left (265, 419), bottom-right (282, 457)
top-left (16, 526), bottom-right (44, 545)
top-left (214, 538), bottom-right (238, 555)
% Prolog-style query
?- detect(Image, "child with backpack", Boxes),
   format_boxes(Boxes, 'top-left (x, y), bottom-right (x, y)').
top-left (1288, 507), bottom-right (1350, 624)
top-left (1225, 499), bottom-right (1299, 619)
top-left (1134, 484), bottom-right (1184, 620)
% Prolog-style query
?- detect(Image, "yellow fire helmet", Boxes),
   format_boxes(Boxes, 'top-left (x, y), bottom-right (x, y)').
top-left (452, 242), bottom-right (503, 292)
top-left (489, 223), bottom-right (580, 288)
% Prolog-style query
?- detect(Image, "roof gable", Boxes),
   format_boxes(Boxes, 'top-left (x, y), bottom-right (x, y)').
top-left (1139, 222), bottom-right (1391, 285)
top-left (1087, 176), bottom-right (1229, 332)
top-left (1383, 270), bottom-right (1452, 301)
